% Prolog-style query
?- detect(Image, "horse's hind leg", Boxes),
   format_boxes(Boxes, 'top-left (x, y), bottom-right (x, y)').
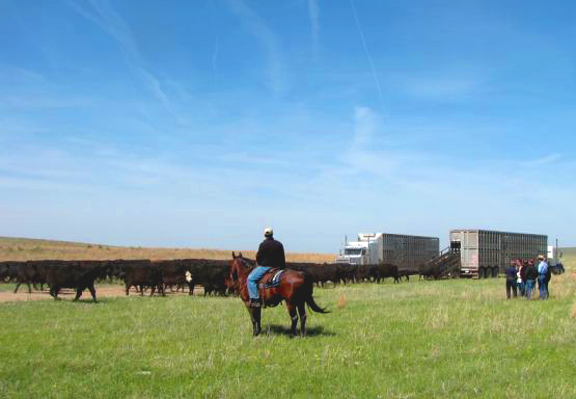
top-left (297, 302), bottom-right (307, 336)
top-left (287, 302), bottom-right (298, 336)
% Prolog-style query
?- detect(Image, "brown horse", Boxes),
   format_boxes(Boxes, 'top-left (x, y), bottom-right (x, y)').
top-left (229, 252), bottom-right (328, 336)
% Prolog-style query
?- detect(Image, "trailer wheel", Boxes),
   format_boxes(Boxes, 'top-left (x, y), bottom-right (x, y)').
top-left (478, 267), bottom-right (485, 279)
top-left (492, 267), bottom-right (499, 278)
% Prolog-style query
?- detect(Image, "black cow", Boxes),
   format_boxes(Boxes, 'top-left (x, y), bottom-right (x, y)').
top-left (0, 261), bottom-right (14, 283)
top-left (355, 264), bottom-right (371, 282)
top-left (46, 260), bottom-right (111, 301)
top-left (187, 260), bottom-right (229, 296)
top-left (3, 261), bottom-right (49, 293)
top-left (419, 263), bottom-right (442, 280)
top-left (397, 269), bottom-right (419, 282)
top-left (155, 260), bottom-right (194, 295)
top-left (288, 263), bottom-right (338, 287)
top-left (372, 264), bottom-right (399, 283)
top-left (356, 264), bottom-right (399, 283)
top-left (113, 260), bottom-right (165, 297)
top-left (335, 263), bottom-right (357, 284)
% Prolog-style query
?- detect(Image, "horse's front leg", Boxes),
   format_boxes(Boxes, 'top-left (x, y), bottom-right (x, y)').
top-left (286, 302), bottom-right (298, 336)
top-left (246, 306), bottom-right (261, 336)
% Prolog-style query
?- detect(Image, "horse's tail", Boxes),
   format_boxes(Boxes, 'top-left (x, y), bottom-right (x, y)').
top-left (303, 273), bottom-right (330, 314)
top-left (306, 294), bottom-right (330, 314)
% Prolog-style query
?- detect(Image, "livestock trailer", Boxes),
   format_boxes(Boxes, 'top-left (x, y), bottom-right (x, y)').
top-left (449, 229), bottom-right (547, 278)
top-left (380, 233), bottom-right (440, 270)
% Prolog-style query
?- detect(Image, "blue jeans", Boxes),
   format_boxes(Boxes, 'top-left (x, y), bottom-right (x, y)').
top-left (517, 281), bottom-right (525, 296)
top-left (538, 275), bottom-right (548, 299)
top-left (525, 280), bottom-right (535, 299)
top-left (506, 280), bottom-right (517, 299)
top-left (248, 266), bottom-right (271, 300)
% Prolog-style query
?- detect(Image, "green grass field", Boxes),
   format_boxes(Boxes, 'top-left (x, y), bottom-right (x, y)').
top-left (1, 268), bottom-right (576, 399)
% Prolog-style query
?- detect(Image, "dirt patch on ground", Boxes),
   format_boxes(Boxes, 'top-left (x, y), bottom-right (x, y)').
top-left (0, 285), bottom-right (206, 302)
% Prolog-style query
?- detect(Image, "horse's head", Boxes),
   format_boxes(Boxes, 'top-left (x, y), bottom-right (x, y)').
top-left (229, 252), bottom-right (249, 287)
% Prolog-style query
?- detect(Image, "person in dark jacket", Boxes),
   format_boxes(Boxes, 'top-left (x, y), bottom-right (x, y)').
top-left (247, 227), bottom-right (286, 307)
top-left (505, 260), bottom-right (518, 299)
top-left (524, 260), bottom-right (538, 300)
top-left (256, 229), bottom-right (286, 270)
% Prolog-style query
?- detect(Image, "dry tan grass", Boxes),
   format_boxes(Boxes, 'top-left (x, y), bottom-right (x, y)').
top-left (338, 293), bottom-right (347, 309)
top-left (0, 236), bottom-right (337, 263)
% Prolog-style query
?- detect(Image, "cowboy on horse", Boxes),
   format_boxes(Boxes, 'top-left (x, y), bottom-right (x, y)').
top-left (229, 227), bottom-right (328, 336)
top-left (247, 227), bottom-right (285, 308)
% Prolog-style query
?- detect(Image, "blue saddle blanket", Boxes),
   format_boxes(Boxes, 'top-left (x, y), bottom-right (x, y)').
top-left (258, 269), bottom-right (285, 289)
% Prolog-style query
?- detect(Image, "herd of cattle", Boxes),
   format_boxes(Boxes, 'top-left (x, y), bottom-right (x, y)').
top-left (0, 258), bottom-right (441, 301)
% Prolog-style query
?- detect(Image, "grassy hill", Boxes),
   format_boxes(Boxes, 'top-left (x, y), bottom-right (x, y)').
top-left (0, 236), bottom-right (337, 263)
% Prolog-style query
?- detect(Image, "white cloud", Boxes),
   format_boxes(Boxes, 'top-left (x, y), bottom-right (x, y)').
top-left (0, 64), bottom-right (45, 82)
top-left (352, 106), bottom-right (377, 147)
top-left (521, 153), bottom-right (561, 167)
top-left (333, 106), bottom-right (398, 176)
top-left (394, 74), bottom-right (486, 101)
top-left (0, 96), bottom-right (90, 109)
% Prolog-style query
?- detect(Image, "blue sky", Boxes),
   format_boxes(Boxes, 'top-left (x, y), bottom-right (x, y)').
top-left (1, 0), bottom-right (575, 253)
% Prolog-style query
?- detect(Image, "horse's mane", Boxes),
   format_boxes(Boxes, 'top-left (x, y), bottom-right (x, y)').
top-left (241, 257), bottom-right (256, 267)
top-left (234, 255), bottom-right (256, 268)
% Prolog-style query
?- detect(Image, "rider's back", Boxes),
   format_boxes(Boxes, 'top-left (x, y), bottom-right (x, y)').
top-left (256, 238), bottom-right (286, 269)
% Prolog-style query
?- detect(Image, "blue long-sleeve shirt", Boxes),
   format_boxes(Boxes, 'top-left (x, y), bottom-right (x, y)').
top-left (537, 261), bottom-right (548, 275)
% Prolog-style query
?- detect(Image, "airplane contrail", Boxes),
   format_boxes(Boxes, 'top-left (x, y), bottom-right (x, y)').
top-left (349, 0), bottom-right (385, 114)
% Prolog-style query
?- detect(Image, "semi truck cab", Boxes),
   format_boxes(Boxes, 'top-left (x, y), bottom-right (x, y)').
top-left (337, 242), bottom-right (369, 265)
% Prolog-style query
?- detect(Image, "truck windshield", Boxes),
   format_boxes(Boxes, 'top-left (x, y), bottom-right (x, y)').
top-left (344, 248), bottom-right (363, 255)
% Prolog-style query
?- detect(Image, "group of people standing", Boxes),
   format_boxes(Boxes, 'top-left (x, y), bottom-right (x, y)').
top-left (505, 255), bottom-right (550, 300)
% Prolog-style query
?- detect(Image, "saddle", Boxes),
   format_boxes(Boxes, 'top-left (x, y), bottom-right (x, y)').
top-left (257, 268), bottom-right (285, 290)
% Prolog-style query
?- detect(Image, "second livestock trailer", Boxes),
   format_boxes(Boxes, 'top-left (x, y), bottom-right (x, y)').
top-left (449, 229), bottom-right (547, 278)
